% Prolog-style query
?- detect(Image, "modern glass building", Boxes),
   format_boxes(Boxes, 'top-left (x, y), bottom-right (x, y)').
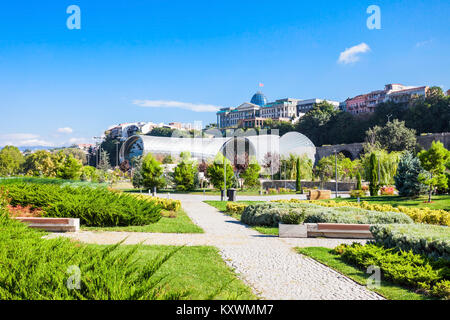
top-left (120, 132), bottom-right (316, 168)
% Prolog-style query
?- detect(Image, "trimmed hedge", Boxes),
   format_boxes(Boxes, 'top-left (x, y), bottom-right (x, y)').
top-left (334, 243), bottom-right (449, 299)
top-left (1, 182), bottom-right (162, 227)
top-left (370, 224), bottom-right (450, 261)
top-left (241, 203), bottom-right (413, 227)
top-left (282, 199), bottom-right (450, 226)
top-left (0, 211), bottom-right (182, 300)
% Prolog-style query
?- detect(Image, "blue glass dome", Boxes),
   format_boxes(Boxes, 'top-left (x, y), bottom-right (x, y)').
top-left (250, 91), bottom-right (267, 107)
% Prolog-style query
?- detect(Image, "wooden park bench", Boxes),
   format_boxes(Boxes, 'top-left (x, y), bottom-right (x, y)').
top-left (307, 189), bottom-right (331, 200)
top-left (13, 217), bottom-right (80, 232)
top-left (307, 223), bottom-right (373, 239)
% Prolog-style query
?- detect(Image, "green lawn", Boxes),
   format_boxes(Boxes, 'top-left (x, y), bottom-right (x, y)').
top-left (92, 244), bottom-right (257, 300)
top-left (83, 209), bottom-right (204, 233)
top-left (296, 247), bottom-right (435, 300)
top-left (325, 195), bottom-right (450, 211)
top-left (204, 200), bottom-right (278, 236)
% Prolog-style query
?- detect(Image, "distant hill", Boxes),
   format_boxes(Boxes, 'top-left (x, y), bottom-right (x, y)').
top-left (17, 146), bottom-right (59, 152)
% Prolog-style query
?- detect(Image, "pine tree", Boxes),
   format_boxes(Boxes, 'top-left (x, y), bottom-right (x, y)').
top-left (369, 153), bottom-right (379, 196)
top-left (394, 152), bottom-right (426, 197)
top-left (296, 157), bottom-right (302, 193)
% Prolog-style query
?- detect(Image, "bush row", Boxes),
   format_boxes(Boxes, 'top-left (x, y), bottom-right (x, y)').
top-left (0, 211), bottom-right (182, 300)
top-left (226, 202), bottom-right (247, 215)
top-left (334, 243), bottom-right (449, 299)
top-left (0, 177), bottom-right (107, 188)
top-left (1, 182), bottom-right (162, 227)
top-left (131, 194), bottom-right (181, 212)
top-left (370, 224), bottom-right (450, 261)
top-left (284, 199), bottom-right (449, 226)
top-left (240, 202), bottom-right (413, 227)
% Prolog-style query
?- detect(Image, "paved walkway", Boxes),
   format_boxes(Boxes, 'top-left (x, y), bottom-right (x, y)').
top-left (47, 195), bottom-right (382, 300)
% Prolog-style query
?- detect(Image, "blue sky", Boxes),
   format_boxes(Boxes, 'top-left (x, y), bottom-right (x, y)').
top-left (0, 0), bottom-right (449, 147)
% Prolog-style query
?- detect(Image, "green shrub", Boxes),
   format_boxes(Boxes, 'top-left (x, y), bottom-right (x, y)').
top-left (241, 202), bottom-right (413, 227)
top-left (370, 224), bottom-right (450, 260)
top-left (280, 209), bottom-right (306, 225)
top-left (334, 243), bottom-right (449, 299)
top-left (226, 202), bottom-right (247, 215)
top-left (349, 189), bottom-right (366, 198)
top-left (1, 182), bottom-right (161, 227)
top-left (0, 213), bottom-right (182, 300)
top-left (304, 207), bottom-right (413, 225)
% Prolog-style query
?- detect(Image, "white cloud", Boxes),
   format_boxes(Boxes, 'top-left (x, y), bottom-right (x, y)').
top-left (133, 100), bottom-right (221, 112)
top-left (415, 39), bottom-right (432, 48)
top-left (338, 43), bottom-right (371, 64)
top-left (57, 127), bottom-right (74, 134)
top-left (68, 137), bottom-right (93, 145)
top-left (0, 133), bottom-right (55, 147)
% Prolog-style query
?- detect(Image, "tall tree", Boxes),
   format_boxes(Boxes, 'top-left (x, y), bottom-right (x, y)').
top-left (356, 171), bottom-right (362, 190)
top-left (296, 157), bottom-right (302, 193)
top-left (240, 160), bottom-right (261, 189)
top-left (140, 153), bottom-right (165, 190)
top-left (56, 155), bottom-right (83, 180)
top-left (295, 101), bottom-right (339, 146)
top-left (173, 152), bottom-right (197, 191)
top-left (394, 152), bottom-right (426, 197)
top-left (364, 119), bottom-right (417, 152)
top-left (418, 141), bottom-right (450, 202)
top-left (0, 146), bottom-right (24, 176)
top-left (206, 154), bottom-right (234, 190)
top-left (368, 153), bottom-right (379, 196)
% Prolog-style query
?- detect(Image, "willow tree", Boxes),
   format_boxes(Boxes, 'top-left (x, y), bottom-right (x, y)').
top-left (362, 149), bottom-right (401, 186)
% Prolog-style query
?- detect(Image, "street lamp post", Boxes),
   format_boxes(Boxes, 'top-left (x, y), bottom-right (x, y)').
top-left (114, 141), bottom-right (120, 168)
top-left (223, 156), bottom-right (227, 201)
top-left (334, 150), bottom-right (338, 198)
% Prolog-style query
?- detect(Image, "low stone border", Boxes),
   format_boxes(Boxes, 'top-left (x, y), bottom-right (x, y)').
top-left (13, 217), bottom-right (80, 232)
top-left (279, 223), bottom-right (373, 239)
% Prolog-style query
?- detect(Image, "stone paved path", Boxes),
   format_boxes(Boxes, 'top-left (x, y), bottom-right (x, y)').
top-left (47, 195), bottom-right (383, 300)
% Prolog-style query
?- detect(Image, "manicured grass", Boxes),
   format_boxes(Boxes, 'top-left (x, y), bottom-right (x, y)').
top-left (296, 247), bottom-right (435, 300)
top-left (325, 195), bottom-right (450, 211)
top-left (204, 200), bottom-right (278, 236)
top-left (93, 244), bottom-right (257, 300)
top-left (83, 209), bottom-right (204, 233)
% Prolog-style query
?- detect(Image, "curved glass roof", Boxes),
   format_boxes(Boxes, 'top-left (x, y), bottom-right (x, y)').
top-left (250, 91), bottom-right (267, 107)
top-left (120, 132), bottom-right (316, 165)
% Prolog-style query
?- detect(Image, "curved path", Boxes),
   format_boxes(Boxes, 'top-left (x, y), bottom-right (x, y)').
top-left (47, 195), bottom-right (383, 300)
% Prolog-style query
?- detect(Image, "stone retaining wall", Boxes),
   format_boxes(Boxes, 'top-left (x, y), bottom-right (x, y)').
top-left (261, 180), bottom-right (356, 191)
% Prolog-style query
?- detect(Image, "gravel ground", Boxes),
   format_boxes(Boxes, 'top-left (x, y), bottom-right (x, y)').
top-left (47, 195), bottom-right (383, 300)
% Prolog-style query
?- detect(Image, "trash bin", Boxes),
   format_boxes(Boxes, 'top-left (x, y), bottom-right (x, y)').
top-left (227, 188), bottom-right (237, 202)
top-left (220, 189), bottom-right (226, 201)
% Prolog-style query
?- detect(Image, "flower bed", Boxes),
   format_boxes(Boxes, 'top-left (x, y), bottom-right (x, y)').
top-left (277, 199), bottom-right (450, 226)
top-left (132, 194), bottom-right (181, 212)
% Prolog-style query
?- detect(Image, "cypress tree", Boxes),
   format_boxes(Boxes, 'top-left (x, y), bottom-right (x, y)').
top-left (296, 157), bottom-right (302, 193)
top-left (356, 171), bottom-right (362, 190)
top-left (369, 153), bottom-right (379, 196)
